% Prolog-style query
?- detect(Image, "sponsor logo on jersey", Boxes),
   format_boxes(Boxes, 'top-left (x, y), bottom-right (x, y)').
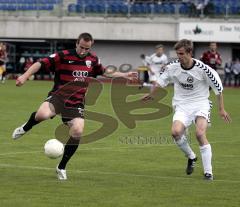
top-left (72, 70), bottom-right (89, 77)
top-left (187, 76), bottom-right (194, 83)
top-left (179, 81), bottom-right (193, 90)
top-left (85, 60), bottom-right (92, 68)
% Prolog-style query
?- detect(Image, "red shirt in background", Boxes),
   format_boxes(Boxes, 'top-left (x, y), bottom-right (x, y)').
top-left (200, 50), bottom-right (222, 70)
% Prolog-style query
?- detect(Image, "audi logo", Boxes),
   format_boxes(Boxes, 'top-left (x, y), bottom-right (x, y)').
top-left (72, 70), bottom-right (89, 77)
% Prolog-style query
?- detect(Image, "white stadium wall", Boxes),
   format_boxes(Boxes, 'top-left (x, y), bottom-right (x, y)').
top-left (0, 16), bottom-right (177, 41)
top-left (0, 16), bottom-right (239, 68)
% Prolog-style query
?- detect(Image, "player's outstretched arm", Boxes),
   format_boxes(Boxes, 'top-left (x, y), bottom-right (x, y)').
top-left (103, 70), bottom-right (138, 80)
top-left (142, 81), bottom-right (159, 102)
top-left (16, 62), bottom-right (41, 86)
top-left (216, 93), bottom-right (232, 123)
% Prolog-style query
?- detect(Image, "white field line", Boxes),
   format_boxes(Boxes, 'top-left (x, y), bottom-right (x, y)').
top-left (0, 163), bottom-right (240, 184)
top-left (1, 139), bottom-right (240, 146)
top-left (1, 142), bottom-right (240, 157)
top-left (0, 145), bottom-right (176, 156)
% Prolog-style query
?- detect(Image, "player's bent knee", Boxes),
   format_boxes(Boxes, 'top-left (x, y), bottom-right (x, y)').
top-left (171, 130), bottom-right (182, 139)
top-left (35, 112), bottom-right (52, 121)
top-left (70, 126), bottom-right (83, 138)
top-left (71, 130), bottom-right (83, 138)
top-left (195, 130), bottom-right (205, 139)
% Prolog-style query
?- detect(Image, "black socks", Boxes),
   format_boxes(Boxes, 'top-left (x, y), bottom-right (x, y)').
top-left (58, 137), bottom-right (80, 170)
top-left (23, 112), bottom-right (40, 131)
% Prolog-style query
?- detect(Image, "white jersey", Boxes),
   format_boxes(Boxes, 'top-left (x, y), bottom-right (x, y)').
top-left (146, 53), bottom-right (168, 74)
top-left (155, 59), bottom-right (223, 107)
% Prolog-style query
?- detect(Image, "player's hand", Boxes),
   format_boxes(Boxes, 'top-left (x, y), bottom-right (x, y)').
top-left (126, 71), bottom-right (138, 81)
top-left (142, 94), bottom-right (154, 102)
top-left (219, 109), bottom-right (231, 123)
top-left (16, 75), bottom-right (28, 86)
top-left (149, 70), bottom-right (155, 75)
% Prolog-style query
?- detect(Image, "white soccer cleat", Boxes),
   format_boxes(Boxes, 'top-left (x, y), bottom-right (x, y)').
top-left (12, 123), bottom-right (26, 140)
top-left (56, 166), bottom-right (67, 180)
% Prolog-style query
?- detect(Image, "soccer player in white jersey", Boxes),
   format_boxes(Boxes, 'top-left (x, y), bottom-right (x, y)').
top-left (143, 39), bottom-right (231, 180)
top-left (142, 44), bottom-right (168, 89)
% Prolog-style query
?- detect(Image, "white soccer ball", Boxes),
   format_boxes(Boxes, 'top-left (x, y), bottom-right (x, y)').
top-left (44, 139), bottom-right (64, 159)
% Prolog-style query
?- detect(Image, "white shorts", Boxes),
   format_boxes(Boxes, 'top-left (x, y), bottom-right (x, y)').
top-left (148, 70), bottom-right (161, 82)
top-left (172, 104), bottom-right (211, 128)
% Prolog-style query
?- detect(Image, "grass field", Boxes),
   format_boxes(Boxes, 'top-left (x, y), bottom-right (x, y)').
top-left (0, 80), bottom-right (239, 207)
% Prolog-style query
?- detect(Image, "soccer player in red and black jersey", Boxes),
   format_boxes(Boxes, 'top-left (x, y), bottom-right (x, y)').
top-left (12, 33), bottom-right (136, 180)
top-left (200, 42), bottom-right (222, 70)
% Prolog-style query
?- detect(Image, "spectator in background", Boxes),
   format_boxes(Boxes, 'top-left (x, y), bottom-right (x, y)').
top-left (200, 42), bottom-right (222, 71)
top-left (232, 58), bottom-right (240, 87)
top-left (223, 59), bottom-right (232, 87)
top-left (0, 42), bottom-right (8, 83)
top-left (203, 0), bottom-right (214, 16)
top-left (18, 56), bottom-right (26, 73)
top-left (139, 54), bottom-right (150, 88)
top-left (23, 57), bottom-right (34, 80)
top-left (141, 44), bottom-right (168, 91)
top-left (24, 57), bottom-right (34, 72)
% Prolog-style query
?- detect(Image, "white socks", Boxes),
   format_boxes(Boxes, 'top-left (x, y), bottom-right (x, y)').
top-left (142, 82), bottom-right (153, 87)
top-left (200, 144), bottom-right (212, 175)
top-left (175, 135), bottom-right (213, 175)
top-left (175, 135), bottom-right (196, 159)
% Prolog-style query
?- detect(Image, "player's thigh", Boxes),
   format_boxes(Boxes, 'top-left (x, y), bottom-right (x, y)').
top-left (68, 117), bottom-right (85, 138)
top-left (36, 101), bottom-right (56, 121)
top-left (195, 116), bottom-right (208, 137)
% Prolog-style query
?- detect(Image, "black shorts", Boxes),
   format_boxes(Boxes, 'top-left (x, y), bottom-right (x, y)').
top-left (45, 94), bottom-right (85, 123)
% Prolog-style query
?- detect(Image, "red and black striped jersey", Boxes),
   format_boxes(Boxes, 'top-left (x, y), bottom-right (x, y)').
top-left (200, 51), bottom-right (222, 70)
top-left (40, 49), bottom-right (105, 107)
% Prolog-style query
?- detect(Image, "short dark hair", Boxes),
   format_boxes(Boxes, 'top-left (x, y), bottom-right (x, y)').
top-left (174, 39), bottom-right (193, 53)
top-left (140, 54), bottom-right (145, 59)
top-left (155, 44), bottom-right (164, 49)
top-left (77, 33), bottom-right (93, 43)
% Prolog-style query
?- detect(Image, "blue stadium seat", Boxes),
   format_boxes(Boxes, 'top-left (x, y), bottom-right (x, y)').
top-left (162, 3), bottom-right (175, 14)
top-left (109, 4), bottom-right (120, 13)
top-left (153, 4), bottom-right (162, 14)
top-left (131, 4), bottom-right (142, 14)
top-left (38, 4), bottom-right (54, 10)
top-left (68, 3), bottom-right (77, 12)
top-left (179, 3), bottom-right (189, 14)
top-left (229, 6), bottom-right (240, 14)
top-left (85, 4), bottom-right (94, 13)
top-left (7, 4), bottom-right (17, 10)
top-left (214, 4), bottom-right (225, 15)
top-left (119, 4), bottom-right (127, 14)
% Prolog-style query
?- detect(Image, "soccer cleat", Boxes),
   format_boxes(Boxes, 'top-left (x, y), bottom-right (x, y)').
top-left (56, 166), bottom-right (67, 180)
top-left (204, 173), bottom-right (213, 181)
top-left (186, 157), bottom-right (197, 175)
top-left (138, 85), bottom-right (143, 90)
top-left (12, 123), bottom-right (27, 140)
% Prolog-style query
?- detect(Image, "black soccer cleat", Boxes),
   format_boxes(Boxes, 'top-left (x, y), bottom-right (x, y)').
top-left (204, 173), bottom-right (213, 181)
top-left (186, 157), bottom-right (197, 175)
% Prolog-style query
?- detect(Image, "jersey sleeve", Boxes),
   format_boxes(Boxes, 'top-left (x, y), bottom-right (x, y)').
top-left (92, 57), bottom-right (105, 77)
top-left (145, 55), bottom-right (151, 65)
top-left (203, 65), bottom-right (223, 95)
top-left (39, 52), bottom-right (62, 72)
top-left (155, 65), bottom-right (171, 87)
top-left (162, 55), bottom-right (168, 65)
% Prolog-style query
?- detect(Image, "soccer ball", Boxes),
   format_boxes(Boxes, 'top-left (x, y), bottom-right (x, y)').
top-left (44, 139), bottom-right (64, 159)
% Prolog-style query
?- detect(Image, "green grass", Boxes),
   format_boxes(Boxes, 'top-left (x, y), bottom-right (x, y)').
top-left (0, 80), bottom-right (239, 207)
